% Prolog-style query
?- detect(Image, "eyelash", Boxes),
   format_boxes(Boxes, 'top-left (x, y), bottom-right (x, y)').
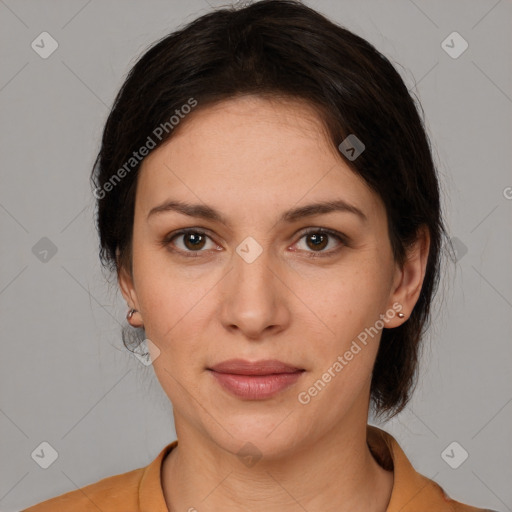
top-left (160, 227), bottom-right (348, 259)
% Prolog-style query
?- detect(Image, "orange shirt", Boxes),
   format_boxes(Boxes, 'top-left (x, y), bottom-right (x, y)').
top-left (22, 425), bottom-right (495, 511)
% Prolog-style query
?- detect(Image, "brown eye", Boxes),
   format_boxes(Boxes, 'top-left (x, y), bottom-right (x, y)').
top-left (295, 228), bottom-right (347, 257)
top-left (305, 232), bottom-right (329, 251)
top-left (163, 229), bottom-right (217, 256)
top-left (181, 232), bottom-right (207, 251)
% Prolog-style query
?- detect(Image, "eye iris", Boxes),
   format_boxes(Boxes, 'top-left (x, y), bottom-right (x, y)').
top-left (306, 233), bottom-right (328, 251)
top-left (184, 233), bottom-right (205, 250)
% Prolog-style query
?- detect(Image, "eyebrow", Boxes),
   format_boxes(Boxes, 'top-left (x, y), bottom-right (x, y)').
top-left (147, 198), bottom-right (367, 225)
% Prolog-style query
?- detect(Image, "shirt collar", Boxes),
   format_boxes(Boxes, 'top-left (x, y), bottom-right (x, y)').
top-left (138, 425), bottom-right (461, 511)
top-left (367, 424), bottom-right (463, 511)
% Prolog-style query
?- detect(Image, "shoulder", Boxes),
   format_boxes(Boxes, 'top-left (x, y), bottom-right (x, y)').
top-left (367, 425), bottom-right (498, 512)
top-left (20, 465), bottom-right (144, 511)
top-left (20, 441), bottom-right (176, 512)
top-left (429, 480), bottom-right (500, 512)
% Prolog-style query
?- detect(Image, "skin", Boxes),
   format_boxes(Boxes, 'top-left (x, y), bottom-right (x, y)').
top-left (119, 95), bottom-right (430, 512)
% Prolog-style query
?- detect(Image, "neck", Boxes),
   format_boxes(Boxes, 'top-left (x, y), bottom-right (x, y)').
top-left (162, 414), bottom-right (393, 512)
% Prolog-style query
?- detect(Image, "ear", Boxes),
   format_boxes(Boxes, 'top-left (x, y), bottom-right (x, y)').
top-left (118, 261), bottom-right (143, 327)
top-left (118, 264), bottom-right (139, 309)
top-left (386, 225), bottom-right (430, 327)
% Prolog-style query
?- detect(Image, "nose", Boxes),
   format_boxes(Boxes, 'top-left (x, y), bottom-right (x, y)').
top-left (218, 240), bottom-right (291, 340)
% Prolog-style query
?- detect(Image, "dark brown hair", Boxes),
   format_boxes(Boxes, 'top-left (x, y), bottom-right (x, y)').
top-left (91, 0), bottom-right (445, 421)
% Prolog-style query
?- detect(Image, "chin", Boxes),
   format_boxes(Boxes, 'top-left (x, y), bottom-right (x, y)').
top-left (201, 408), bottom-right (310, 464)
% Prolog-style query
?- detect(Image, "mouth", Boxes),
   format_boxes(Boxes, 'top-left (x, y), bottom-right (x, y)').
top-left (207, 359), bottom-right (305, 400)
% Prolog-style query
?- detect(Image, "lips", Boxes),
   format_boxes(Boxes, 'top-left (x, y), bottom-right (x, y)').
top-left (207, 359), bottom-right (305, 400)
top-left (208, 359), bottom-right (303, 375)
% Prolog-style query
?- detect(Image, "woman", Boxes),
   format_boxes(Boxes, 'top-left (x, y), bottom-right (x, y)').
top-left (22, 1), bottom-right (497, 510)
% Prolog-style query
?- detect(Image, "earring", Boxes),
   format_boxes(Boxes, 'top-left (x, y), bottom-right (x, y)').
top-left (127, 308), bottom-right (137, 321)
top-left (397, 312), bottom-right (405, 319)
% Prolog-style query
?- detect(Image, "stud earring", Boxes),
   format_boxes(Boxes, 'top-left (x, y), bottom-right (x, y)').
top-left (397, 312), bottom-right (405, 319)
top-left (127, 308), bottom-right (137, 321)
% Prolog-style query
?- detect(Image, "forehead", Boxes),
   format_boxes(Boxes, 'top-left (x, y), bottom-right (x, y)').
top-left (148, 95), bottom-right (336, 167)
top-left (136, 95), bottom-right (384, 224)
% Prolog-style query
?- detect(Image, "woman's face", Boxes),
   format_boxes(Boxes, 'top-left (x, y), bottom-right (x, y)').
top-left (120, 95), bottom-right (412, 458)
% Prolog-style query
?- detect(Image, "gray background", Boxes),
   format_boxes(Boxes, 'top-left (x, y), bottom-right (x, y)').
top-left (1, 0), bottom-right (511, 510)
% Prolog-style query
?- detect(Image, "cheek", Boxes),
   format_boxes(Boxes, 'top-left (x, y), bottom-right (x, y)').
top-left (292, 254), bottom-right (393, 405)
top-left (131, 243), bottom-right (200, 355)
top-left (295, 272), bottom-right (386, 413)
top-left (133, 235), bottom-right (198, 317)
top-left (131, 242), bottom-right (233, 387)
top-left (137, 276), bottom-right (208, 359)
top-left (296, 256), bottom-right (392, 342)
